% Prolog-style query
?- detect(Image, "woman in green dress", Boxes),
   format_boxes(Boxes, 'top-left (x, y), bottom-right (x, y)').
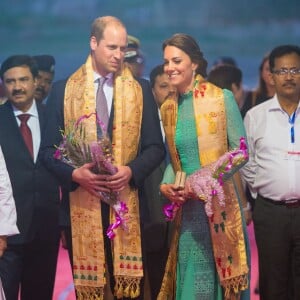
top-left (158, 33), bottom-right (251, 300)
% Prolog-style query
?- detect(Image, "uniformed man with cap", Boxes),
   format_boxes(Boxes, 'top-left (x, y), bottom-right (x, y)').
top-left (124, 35), bottom-right (145, 78)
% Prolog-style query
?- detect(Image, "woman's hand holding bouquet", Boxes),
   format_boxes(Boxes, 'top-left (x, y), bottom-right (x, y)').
top-left (163, 137), bottom-right (248, 220)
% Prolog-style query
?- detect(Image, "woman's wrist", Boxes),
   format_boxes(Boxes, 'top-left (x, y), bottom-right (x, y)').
top-left (159, 183), bottom-right (168, 194)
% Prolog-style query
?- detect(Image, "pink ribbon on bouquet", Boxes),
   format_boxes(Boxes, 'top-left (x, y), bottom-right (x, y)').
top-left (107, 201), bottom-right (129, 239)
top-left (163, 202), bottom-right (180, 221)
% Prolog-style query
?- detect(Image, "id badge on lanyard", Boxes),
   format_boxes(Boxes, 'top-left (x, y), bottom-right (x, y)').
top-left (284, 151), bottom-right (300, 161)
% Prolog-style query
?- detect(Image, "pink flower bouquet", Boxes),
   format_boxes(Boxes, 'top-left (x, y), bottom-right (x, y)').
top-left (54, 113), bottom-right (128, 239)
top-left (164, 137), bottom-right (248, 220)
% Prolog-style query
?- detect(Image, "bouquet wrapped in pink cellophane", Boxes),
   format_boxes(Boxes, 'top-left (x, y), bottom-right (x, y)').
top-left (163, 137), bottom-right (248, 220)
top-left (54, 113), bottom-right (128, 239)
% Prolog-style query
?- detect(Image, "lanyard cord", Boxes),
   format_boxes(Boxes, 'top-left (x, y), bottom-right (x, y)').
top-left (289, 111), bottom-right (296, 144)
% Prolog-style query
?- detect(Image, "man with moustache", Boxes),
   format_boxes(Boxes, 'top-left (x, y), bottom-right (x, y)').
top-left (0, 55), bottom-right (60, 300)
top-left (33, 55), bottom-right (55, 104)
top-left (241, 44), bottom-right (300, 300)
top-left (139, 64), bottom-right (176, 299)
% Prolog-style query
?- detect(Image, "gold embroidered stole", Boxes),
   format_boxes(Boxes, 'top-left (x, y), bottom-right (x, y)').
top-left (158, 98), bottom-right (182, 299)
top-left (64, 56), bottom-right (143, 299)
top-left (158, 75), bottom-right (248, 300)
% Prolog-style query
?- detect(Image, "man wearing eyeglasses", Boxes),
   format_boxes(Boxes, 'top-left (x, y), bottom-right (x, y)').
top-left (241, 44), bottom-right (300, 300)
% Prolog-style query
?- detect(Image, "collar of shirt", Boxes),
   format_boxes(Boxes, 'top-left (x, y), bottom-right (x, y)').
top-left (94, 72), bottom-right (113, 85)
top-left (269, 94), bottom-right (300, 114)
top-left (13, 100), bottom-right (39, 120)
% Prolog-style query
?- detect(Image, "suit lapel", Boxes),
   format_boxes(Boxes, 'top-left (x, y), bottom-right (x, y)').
top-left (2, 101), bottom-right (42, 162)
top-left (36, 103), bottom-right (45, 133)
top-left (0, 102), bottom-right (31, 160)
top-left (108, 100), bottom-right (114, 140)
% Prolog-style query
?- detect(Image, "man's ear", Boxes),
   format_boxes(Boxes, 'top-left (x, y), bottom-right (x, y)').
top-left (231, 83), bottom-right (238, 94)
top-left (268, 72), bottom-right (275, 86)
top-left (90, 36), bottom-right (98, 51)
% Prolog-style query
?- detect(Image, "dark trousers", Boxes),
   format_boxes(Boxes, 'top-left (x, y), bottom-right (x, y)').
top-left (0, 237), bottom-right (60, 300)
top-left (253, 195), bottom-right (300, 300)
top-left (144, 222), bottom-right (170, 300)
top-left (146, 249), bottom-right (168, 299)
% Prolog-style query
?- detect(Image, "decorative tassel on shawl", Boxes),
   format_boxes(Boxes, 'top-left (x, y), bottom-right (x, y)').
top-left (223, 273), bottom-right (249, 300)
top-left (76, 286), bottom-right (104, 300)
top-left (115, 276), bottom-right (141, 299)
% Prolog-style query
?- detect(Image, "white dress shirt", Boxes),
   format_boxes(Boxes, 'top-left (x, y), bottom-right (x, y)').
top-left (158, 110), bottom-right (165, 141)
top-left (0, 146), bottom-right (19, 236)
top-left (13, 101), bottom-right (40, 162)
top-left (241, 95), bottom-right (300, 200)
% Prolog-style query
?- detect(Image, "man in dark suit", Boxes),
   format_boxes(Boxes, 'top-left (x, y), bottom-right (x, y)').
top-left (0, 55), bottom-right (60, 300)
top-left (138, 64), bottom-right (177, 299)
top-left (41, 16), bottom-right (165, 299)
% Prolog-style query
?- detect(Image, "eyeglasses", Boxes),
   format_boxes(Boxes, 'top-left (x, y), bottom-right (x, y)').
top-left (272, 68), bottom-right (300, 76)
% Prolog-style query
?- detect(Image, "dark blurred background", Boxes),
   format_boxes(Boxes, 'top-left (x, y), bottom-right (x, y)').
top-left (1, 0), bottom-right (299, 87)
